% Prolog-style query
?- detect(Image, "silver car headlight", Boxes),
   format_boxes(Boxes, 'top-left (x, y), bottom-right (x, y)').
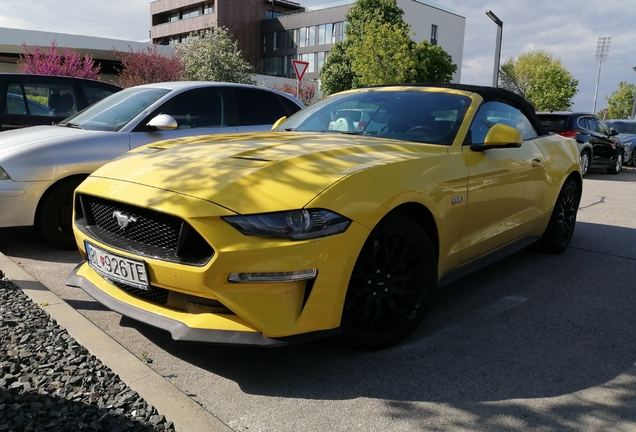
top-left (0, 166), bottom-right (10, 180)
top-left (223, 209), bottom-right (351, 240)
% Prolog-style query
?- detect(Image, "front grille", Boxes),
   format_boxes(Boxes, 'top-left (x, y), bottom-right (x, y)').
top-left (112, 281), bottom-right (169, 305)
top-left (75, 194), bottom-right (214, 266)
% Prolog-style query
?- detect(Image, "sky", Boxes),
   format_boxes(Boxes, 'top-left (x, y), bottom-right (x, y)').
top-left (0, 0), bottom-right (634, 113)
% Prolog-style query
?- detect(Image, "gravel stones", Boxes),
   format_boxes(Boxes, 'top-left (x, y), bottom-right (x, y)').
top-left (0, 272), bottom-right (176, 431)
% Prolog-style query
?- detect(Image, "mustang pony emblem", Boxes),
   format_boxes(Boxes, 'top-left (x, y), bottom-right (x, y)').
top-left (112, 211), bottom-right (137, 230)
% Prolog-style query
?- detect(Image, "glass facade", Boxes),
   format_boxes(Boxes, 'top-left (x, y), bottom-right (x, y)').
top-left (261, 22), bottom-right (345, 77)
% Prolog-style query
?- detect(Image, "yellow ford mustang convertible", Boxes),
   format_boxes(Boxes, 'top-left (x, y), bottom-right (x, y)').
top-left (66, 84), bottom-right (582, 349)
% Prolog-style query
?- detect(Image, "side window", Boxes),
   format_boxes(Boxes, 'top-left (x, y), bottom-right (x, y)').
top-left (233, 88), bottom-right (288, 126)
top-left (583, 117), bottom-right (597, 132)
top-left (82, 84), bottom-right (118, 106)
top-left (5, 82), bottom-right (77, 118)
top-left (597, 120), bottom-right (610, 135)
top-left (467, 101), bottom-right (538, 144)
top-left (5, 84), bottom-right (28, 114)
top-left (159, 89), bottom-right (227, 129)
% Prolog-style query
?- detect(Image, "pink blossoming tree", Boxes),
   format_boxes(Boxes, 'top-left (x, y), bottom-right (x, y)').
top-left (113, 45), bottom-right (183, 88)
top-left (18, 41), bottom-right (100, 80)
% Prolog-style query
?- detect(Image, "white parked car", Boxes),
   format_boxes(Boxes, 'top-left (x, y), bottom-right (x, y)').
top-left (0, 81), bottom-right (303, 248)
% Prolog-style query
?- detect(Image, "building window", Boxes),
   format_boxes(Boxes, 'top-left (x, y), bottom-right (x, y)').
top-left (317, 52), bottom-right (325, 71)
top-left (337, 22), bottom-right (346, 41)
top-left (317, 24), bottom-right (325, 45)
top-left (308, 26), bottom-right (315, 46)
top-left (275, 31), bottom-right (285, 50)
top-left (301, 53), bottom-right (315, 73)
top-left (287, 29), bottom-right (298, 48)
top-left (263, 32), bottom-right (274, 52)
top-left (181, 7), bottom-right (200, 19)
top-left (203, 3), bottom-right (214, 14)
top-left (431, 24), bottom-right (438, 45)
top-left (326, 23), bottom-right (334, 44)
top-left (299, 27), bottom-right (306, 47)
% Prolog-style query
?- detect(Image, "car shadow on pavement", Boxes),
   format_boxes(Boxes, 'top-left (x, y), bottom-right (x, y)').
top-left (0, 230), bottom-right (81, 264)
top-left (124, 220), bottom-right (636, 423)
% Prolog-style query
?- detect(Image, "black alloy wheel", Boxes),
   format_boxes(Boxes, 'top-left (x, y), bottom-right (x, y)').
top-left (579, 151), bottom-right (590, 176)
top-left (341, 215), bottom-right (437, 349)
top-left (540, 177), bottom-right (580, 254)
top-left (37, 177), bottom-right (84, 249)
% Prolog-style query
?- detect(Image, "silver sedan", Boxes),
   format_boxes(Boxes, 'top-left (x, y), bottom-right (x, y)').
top-left (0, 81), bottom-right (303, 247)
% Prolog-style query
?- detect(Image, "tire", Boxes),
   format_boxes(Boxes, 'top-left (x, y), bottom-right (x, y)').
top-left (341, 214), bottom-right (437, 349)
top-left (539, 177), bottom-right (580, 254)
top-left (579, 150), bottom-right (590, 177)
top-left (37, 177), bottom-right (84, 249)
top-left (607, 152), bottom-right (623, 175)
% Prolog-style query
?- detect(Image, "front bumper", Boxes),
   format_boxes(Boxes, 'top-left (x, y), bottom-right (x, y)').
top-left (66, 263), bottom-right (339, 346)
top-left (0, 179), bottom-right (50, 228)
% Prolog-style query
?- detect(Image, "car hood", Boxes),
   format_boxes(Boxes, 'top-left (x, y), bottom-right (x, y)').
top-left (0, 125), bottom-right (123, 182)
top-left (0, 125), bottom-right (111, 156)
top-left (91, 132), bottom-right (444, 214)
top-left (617, 133), bottom-right (636, 143)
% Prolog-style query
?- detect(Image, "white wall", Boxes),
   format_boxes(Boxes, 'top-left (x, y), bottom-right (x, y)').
top-left (397, 0), bottom-right (465, 83)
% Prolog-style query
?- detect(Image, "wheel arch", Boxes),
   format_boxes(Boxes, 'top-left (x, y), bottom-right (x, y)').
top-left (383, 202), bottom-right (440, 259)
top-left (34, 174), bottom-right (88, 224)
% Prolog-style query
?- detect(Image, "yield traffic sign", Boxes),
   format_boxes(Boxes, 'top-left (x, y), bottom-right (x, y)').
top-left (291, 60), bottom-right (309, 81)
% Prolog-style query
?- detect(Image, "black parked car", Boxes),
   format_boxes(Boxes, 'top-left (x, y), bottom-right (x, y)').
top-left (0, 73), bottom-right (121, 131)
top-left (536, 111), bottom-right (624, 175)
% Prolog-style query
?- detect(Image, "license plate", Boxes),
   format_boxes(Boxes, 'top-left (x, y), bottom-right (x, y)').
top-left (85, 242), bottom-right (149, 290)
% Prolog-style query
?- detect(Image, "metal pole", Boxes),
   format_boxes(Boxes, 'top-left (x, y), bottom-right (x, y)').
top-left (631, 66), bottom-right (636, 119)
top-left (493, 25), bottom-right (502, 87)
top-left (593, 36), bottom-right (611, 114)
top-left (485, 11), bottom-right (503, 88)
top-left (593, 60), bottom-right (603, 114)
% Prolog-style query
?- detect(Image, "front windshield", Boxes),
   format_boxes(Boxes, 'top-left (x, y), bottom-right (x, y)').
top-left (276, 89), bottom-right (471, 145)
top-left (607, 121), bottom-right (636, 135)
top-left (60, 87), bottom-right (171, 132)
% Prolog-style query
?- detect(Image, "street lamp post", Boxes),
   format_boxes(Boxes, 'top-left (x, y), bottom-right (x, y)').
top-left (631, 66), bottom-right (636, 120)
top-left (593, 36), bottom-right (611, 114)
top-left (486, 10), bottom-right (503, 88)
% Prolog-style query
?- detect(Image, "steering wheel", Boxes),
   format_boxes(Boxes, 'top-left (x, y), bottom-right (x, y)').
top-left (329, 117), bottom-right (354, 132)
top-left (406, 125), bottom-right (439, 135)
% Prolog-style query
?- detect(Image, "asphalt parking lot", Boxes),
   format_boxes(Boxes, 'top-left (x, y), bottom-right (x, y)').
top-left (1, 168), bottom-right (636, 431)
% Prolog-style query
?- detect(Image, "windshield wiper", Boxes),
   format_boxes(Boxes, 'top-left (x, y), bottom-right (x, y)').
top-left (283, 128), bottom-right (296, 131)
top-left (63, 122), bottom-right (84, 129)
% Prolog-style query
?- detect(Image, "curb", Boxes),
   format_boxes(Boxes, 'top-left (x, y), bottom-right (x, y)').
top-left (0, 252), bottom-right (233, 432)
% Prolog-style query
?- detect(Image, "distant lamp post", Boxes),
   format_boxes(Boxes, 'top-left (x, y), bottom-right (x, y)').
top-left (485, 10), bottom-right (503, 88)
top-left (631, 66), bottom-right (636, 120)
top-left (593, 36), bottom-right (611, 114)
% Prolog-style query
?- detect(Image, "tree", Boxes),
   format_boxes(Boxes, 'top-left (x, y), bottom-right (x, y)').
top-left (349, 19), bottom-right (456, 87)
top-left (319, 0), bottom-right (456, 96)
top-left (499, 50), bottom-right (578, 111)
top-left (18, 41), bottom-right (100, 79)
top-left (112, 45), bottom-right (183, 88)
top-left (176, 27), bottom-right (254, 84)
top-left (604, 81), bottom-right (635, 119)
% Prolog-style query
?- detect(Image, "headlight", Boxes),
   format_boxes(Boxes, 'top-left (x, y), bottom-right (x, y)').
top-left (0, 166), bottom-right (10, 180)
top-left (223, 209), bottom-right (351, 240)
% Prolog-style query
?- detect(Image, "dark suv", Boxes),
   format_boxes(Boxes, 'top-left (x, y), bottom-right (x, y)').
top-left (536, 111), bottom-right (624, 175)
top-left (0, 73), bottom-right (121, 131)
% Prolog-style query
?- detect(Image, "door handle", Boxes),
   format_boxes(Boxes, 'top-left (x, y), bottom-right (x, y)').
top-left (532, 158), bottom-right (545, 168)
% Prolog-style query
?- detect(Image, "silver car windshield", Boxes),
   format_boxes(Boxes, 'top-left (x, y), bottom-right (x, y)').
top-left (59, 88), bottom-right (170, 132)
top-left (275, 90), bottom-right (470, 145)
